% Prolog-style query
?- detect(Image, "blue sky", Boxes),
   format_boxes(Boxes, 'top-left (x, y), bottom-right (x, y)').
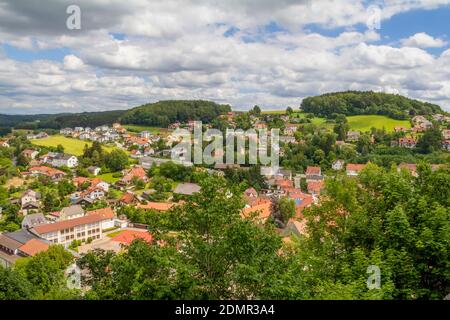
top-left (1, 0), bottom-right (450, 114)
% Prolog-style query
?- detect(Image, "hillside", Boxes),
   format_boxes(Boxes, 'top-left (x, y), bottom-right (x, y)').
top-left (0, 100), bottom-right (231, 130)
top-left (301, 91), bottom-right (443, 119)
top-left (119, 100), bottom-right (231, 127)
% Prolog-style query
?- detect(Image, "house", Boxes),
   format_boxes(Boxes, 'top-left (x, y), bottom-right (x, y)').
top-left (137, 202), bottom-right (176, 212)
top-left (0, 230), bottom-right (50, 267)
top-left (59, 205), bottom-right (85, 221)
top-left (346, 163), bottom-right (366, 176)
top-left (60, 128), bottom-right (73, 136)
top-left (46, 153), bottom-right (78, 168)
top-left (332, 160), bottom-right (345, 171)
top-left (305, 166), bottom-right (322, 180)
top-left (443, 140), bottom-right (450, 151)
top-left (394, 126), bottom-right (408, 133)
top-left (130, 149), bottom-right (143, 158)
top-left (140, 131), bottom-right (151, 139)
top-left (31, 213), bottom-right (112, 246)
top-left (307, 180), bottom-right (325, 196)
top-left (442, 129), bottom-right (450, 140)
top-left (86, 207), bottom-right (115, 230)
top-left (111, 230), bottom-right (152, 246)
top-left (28, 166), bottom-right (66, 180)
top-left (81, 186), bottom-right (106, 200)
top-left (119, 191), bottom-right (137, 205)
top-left (0, 140), bottom-right (10, 148)
top-left (285, 188), bottom-right (314, 218)
top-left (73, 177), bottom-right (109, 193)
top-left (346, 131), bottom-right (360, 142)
top-left (119, 166), bottom-right (148, 185)
top-left (243, 187), bottom-right (259, 206)
top-left (173, 183), bottom-right (201, 196)
top-left (87, 166), bottom-right (101, 176)
top-left (21, 213), bottom-right (48, 230)
top-left (20, 189), bottom-right (40, 207)
top-left (284, 124), bottom-right (297, 136)
top-left (22, 149), bottom-right (39, 159)
top-left (21, 201), bottom-right (40, 215)
top-left (397, 137), bottom-right (416, 148)
top-left (241, 198), bottom-right (272, 222)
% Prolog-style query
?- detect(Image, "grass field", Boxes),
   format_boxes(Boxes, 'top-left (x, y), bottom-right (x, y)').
top-left (123, 125), bottom-right (168, 135)
top-left (97, 172), bottom-right (122, 183)
top-left (347, 115), bottom-right (411, 132)
top-left (31, 135), bottom-right (116, 156)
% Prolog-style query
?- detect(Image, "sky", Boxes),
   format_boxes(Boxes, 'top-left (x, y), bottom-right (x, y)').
top-left (1, 0), bottom-right (450, 114)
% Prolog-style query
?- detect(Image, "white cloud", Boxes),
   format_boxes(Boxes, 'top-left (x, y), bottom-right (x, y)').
top-left (1, 0), bottom-right (450, 114)
top-left (401, 32), bottom-right (448, 48)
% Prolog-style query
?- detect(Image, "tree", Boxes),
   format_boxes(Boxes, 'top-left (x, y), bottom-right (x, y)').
top-left (0, 265), bottom-right (33, 300)
top-left (77, 176), bottom-right (300, 299)
top-left (286, 106), bottom-right (293, 115)
top-left (278, 197), bottom-right (296, 223)
top-left (417, 126), bottom-right (443, 154)
top-left (105, 149), bottom-right (128, 171)
top-left (16, 153), bottom-right (29, 167)
top-left (333, 115), bottom-right (350, 140)
top-left (56, 144), bottom-right (65, 153)
top-left (250, 105), bottom-right (261, 116)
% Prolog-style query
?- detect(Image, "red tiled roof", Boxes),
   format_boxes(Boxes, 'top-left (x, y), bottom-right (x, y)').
top-left (33, 214), bottom-right (109, 234)
top-left (29, 166), bottom-right (65, 176)
top-left (111, 230), bottom-right (152, 245)
top-left (241, 198), bottom-right (272, 221)
top-left (122, 166), bottom-right (147, 182)
top-left (346, 164), bottom-right (366, 172)
top-left (307, 180), bottom-right (325, 194)
top-left (87, 207), bottom-right (115, 219)
top-left (305, 166), bottom-right (321, 175)
top-left (137, 202), bottom-right (175, 211)
top-left (18, 239), bottom-right (49, 256)
top-left (120, 192), bottom-right (135, 204)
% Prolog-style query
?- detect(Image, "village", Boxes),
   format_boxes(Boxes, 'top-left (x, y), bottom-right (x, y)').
top-left (1, 107), bottom-right (449, 270)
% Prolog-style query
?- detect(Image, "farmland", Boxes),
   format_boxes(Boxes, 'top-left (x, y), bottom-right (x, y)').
top-left (123, 125), bottom-right (169, 135)
top-left (347, 115), bottom-right (411, 132)
top-left (30, 135), bottom-right (117, 156)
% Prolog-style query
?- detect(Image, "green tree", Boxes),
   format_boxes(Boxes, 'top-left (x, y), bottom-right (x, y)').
top-left (105, 149), bottom-right (128, 171)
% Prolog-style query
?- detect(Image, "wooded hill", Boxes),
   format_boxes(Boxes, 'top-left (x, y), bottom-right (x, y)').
top-left (301, 91), bottom-right (443, 119)
top-left (0, 100), bottom-right (231, 130)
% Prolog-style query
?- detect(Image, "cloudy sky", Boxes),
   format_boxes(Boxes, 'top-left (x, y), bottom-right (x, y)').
top-left (1, 0), bottom-right (450, 114)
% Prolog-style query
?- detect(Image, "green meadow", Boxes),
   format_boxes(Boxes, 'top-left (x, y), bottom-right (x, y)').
top-left (30, 135), bottom-right (117, 156)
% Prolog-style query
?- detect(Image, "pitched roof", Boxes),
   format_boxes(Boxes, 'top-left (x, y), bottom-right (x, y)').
top-left (120, 192), bottom-right (135, 204)
top-left (122, 166), bottom-right (147, 182)
top-left (86, 207), bottom-right (115, 219)
top-left (21, 213), bottom-right (48, 229)
top-left (33, 214), bottom-right (109, 234)
top-left (173, 183), bottom-right (201, 195)
top-left (111, 230), bottom-right (153, 245)
top-left (18, 239), bottom-right (49, 256)
top-left (346, 163), bottom-right (366, 172)
top-left (0, 234), bottom-right (22, 250)
top-left (60, 205), bottom-right (84, 218)
top-left (305, 166), bottom-right (321, 175)
top-left (137, 202), bottom-right (175, 211)
top-left (241, 198), bottom-right (272, 221)
top-left (307, 180), bottom-right (325, 194)
top-left (3, 229), bottom-right (41, 245)
top-left (29, 166), bottom-right (65, 176)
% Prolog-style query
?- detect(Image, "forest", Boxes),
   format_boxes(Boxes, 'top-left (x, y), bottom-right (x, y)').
top-left (301, 91), bottom-right (443, 119)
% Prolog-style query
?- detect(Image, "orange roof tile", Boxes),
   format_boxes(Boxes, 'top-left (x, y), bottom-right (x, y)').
top-left (18, 239), bottom-right (49, 256)
top-left (137, 202), bottom-right (175, 211)
top-left (111, 230), bottom-right (152, 245)
top-left (87, 207), bottom-right (115, 219)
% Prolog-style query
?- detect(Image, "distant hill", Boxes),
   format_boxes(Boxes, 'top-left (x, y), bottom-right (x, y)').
top-left (119, 100), bottom-right (231, 127)
top-left (0, 100), bottom-right (231, 129)
top-left (301, 91), bottom-right (443, 119)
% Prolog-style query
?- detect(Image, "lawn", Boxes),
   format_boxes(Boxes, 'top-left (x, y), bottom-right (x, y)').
top-left (347, 115), bottom-right (411, 133)
top-left (30, 135), bottom-right (116, 156)
top-left (123, 125), bottom-right (168, 135)
top-left (97, 172), bottom-right (122, 183)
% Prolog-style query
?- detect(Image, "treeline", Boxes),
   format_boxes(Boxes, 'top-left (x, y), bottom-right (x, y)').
top-left (301, 91), bottom-right (443, 119)
top-left (119, 100), bottom-right (231, 127)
